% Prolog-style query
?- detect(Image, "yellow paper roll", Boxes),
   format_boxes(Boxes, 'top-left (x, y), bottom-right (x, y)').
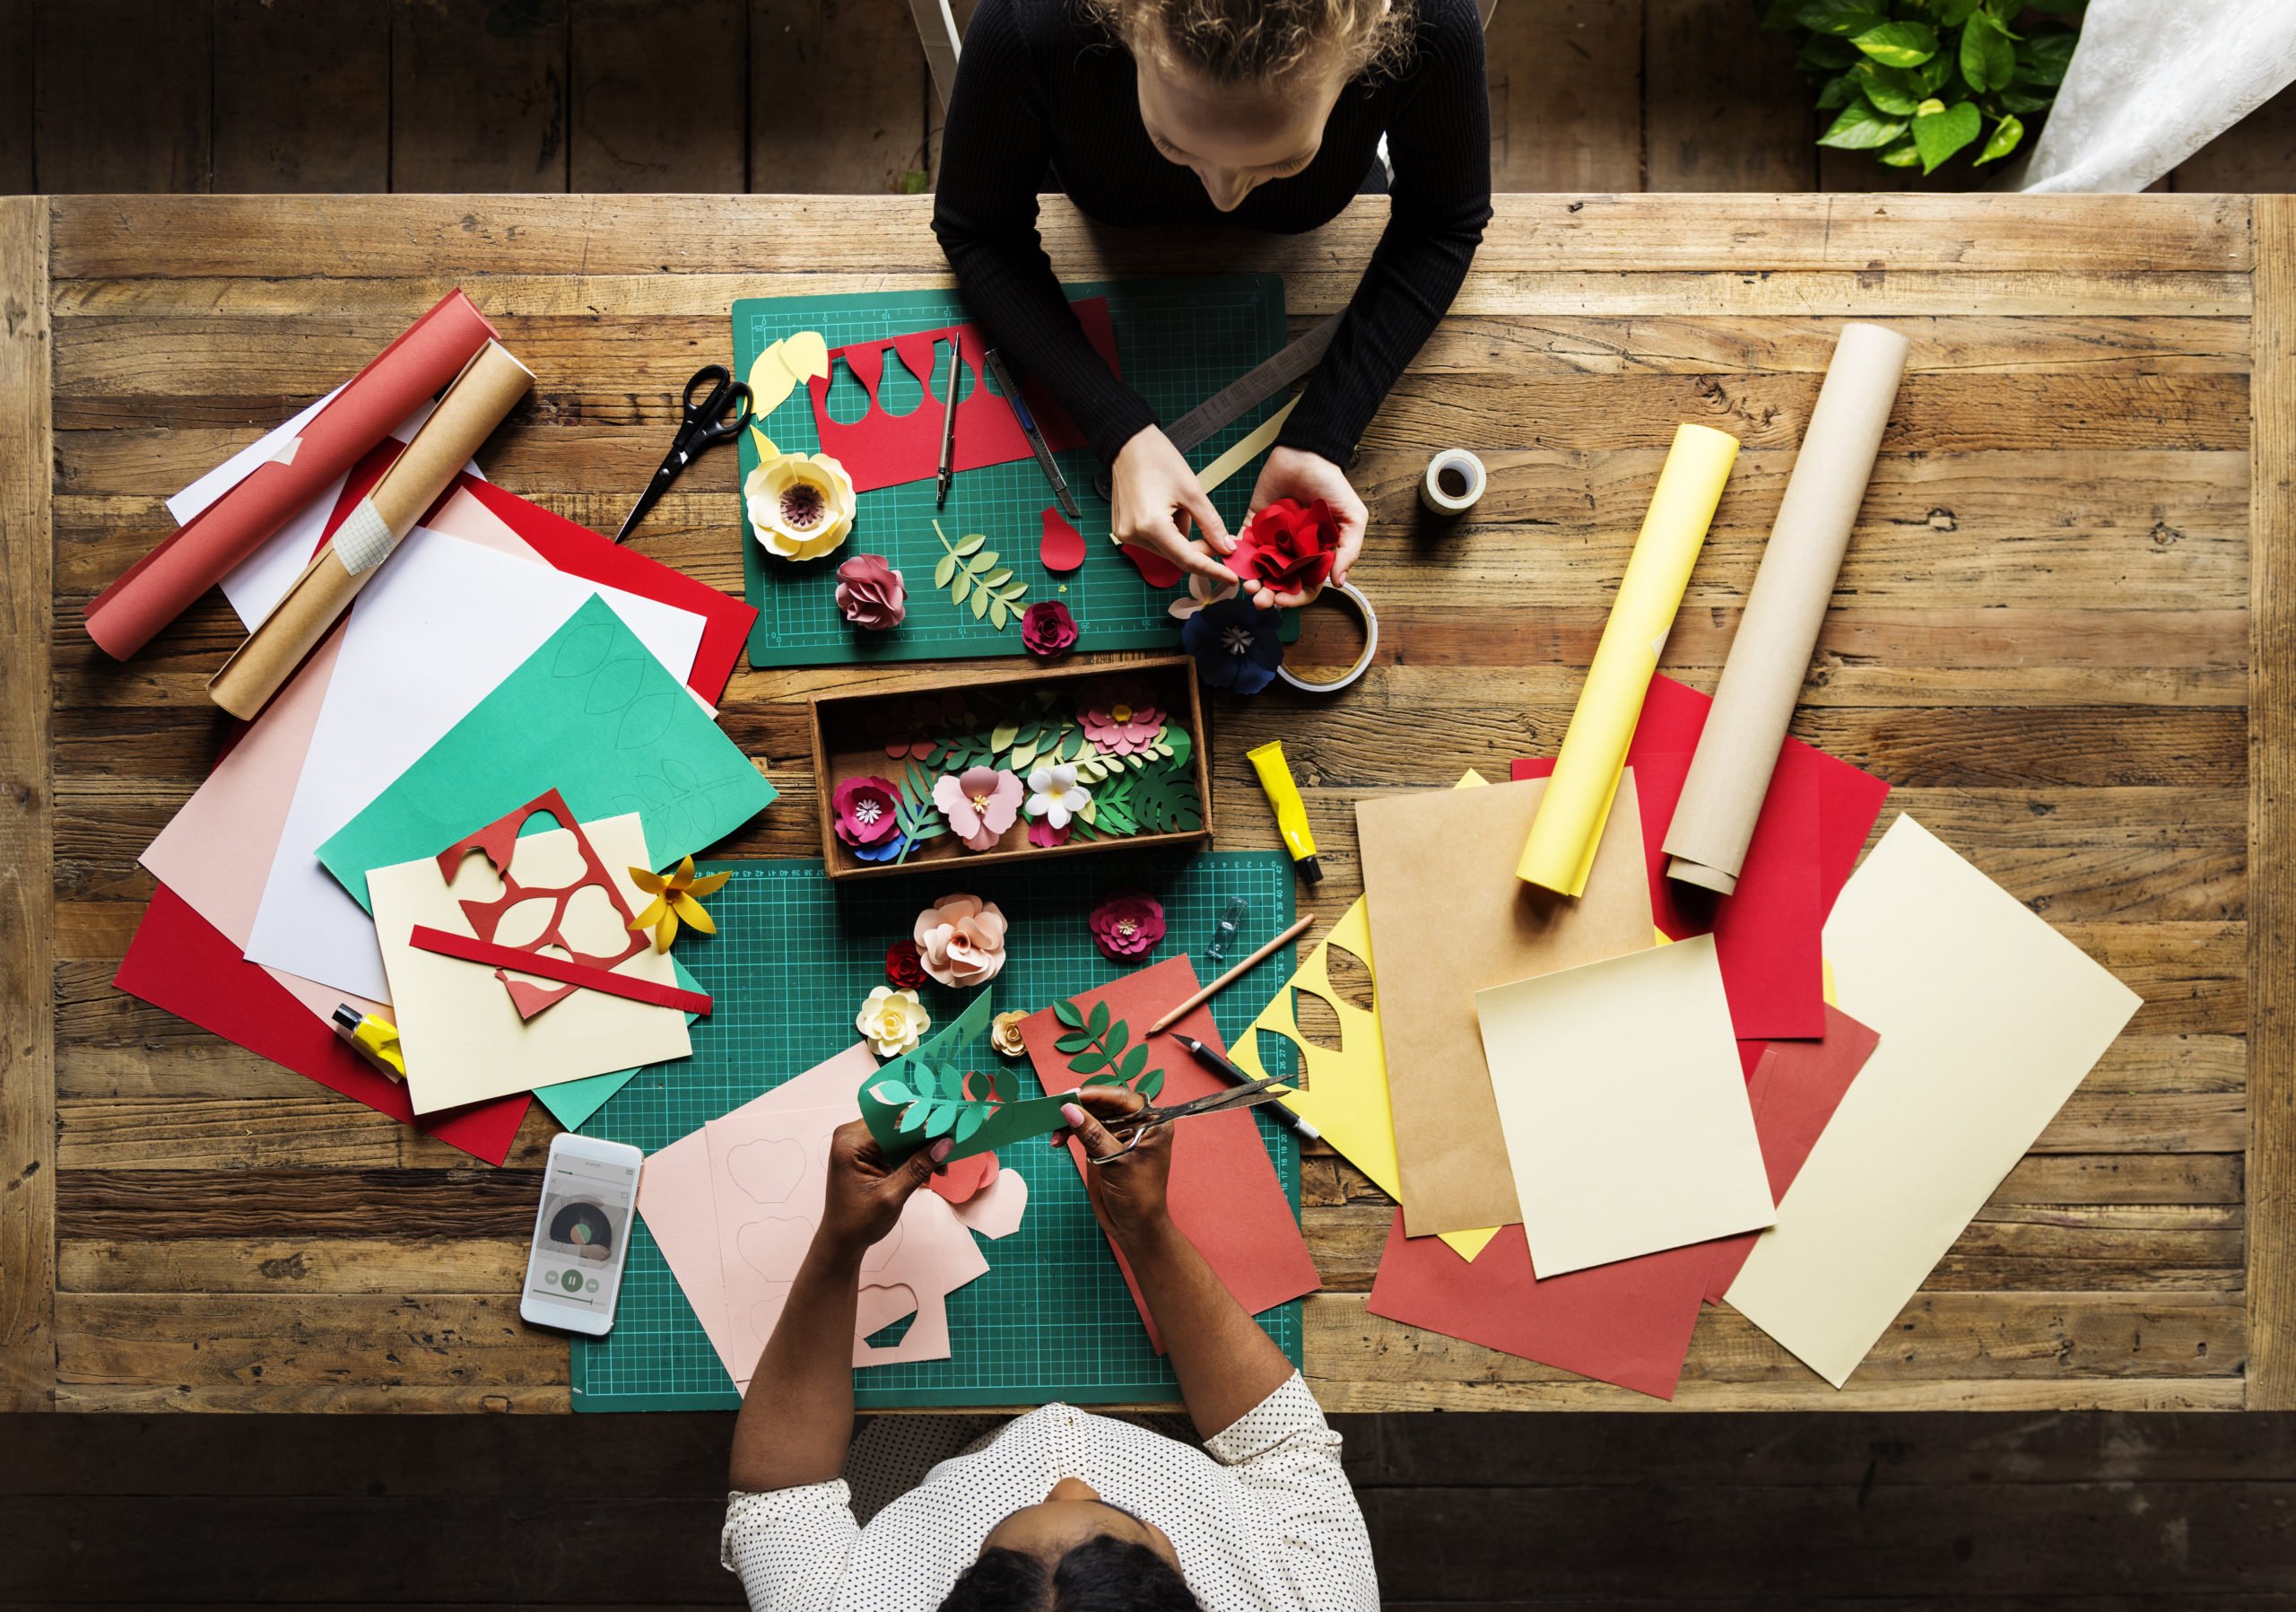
top-left (1518, 422), bottom-right (1739, 895)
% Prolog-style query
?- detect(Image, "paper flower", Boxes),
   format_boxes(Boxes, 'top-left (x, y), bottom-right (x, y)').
top-left (832, 774), bottom-right (900, 848)
top-left (834, 553), bottom-right (906, 630)
top-left (1168, 569), bottom-right (1239, 622)
top-left (626, 856), bottom-right (733, 952)
top-left (1181, 596), bottom-right (1284, 695)
top-left (933, 765), bottom-right (1024, 851)
top-left (1081, 681), bottom-right (1165, 755)
top-left (874, 692), bottom-right (969, 761)
top-left (1021, 599), bottom-right (1078, 658)
top-left (1231, 496), bottom-right (1339, 597)
top-left (745, 451), bottom-right (855, 562)
top-left (857, 986), bottom-right (930, 1059)
top-left (1024, 763), bottom-right (1091, 831)
top-left (990, 1009), bottom-right (1030, 1058)
top-left (1089, 890), bottom-right (1166, 963)
top-left (885, 938), bottom-right (928, 990)
top-left (853, 832), bottom-right (909, 865)
top-left (1028, 815), bottom-right (1072, 849)
top-left (914, 893), bottom-right (1008, 988)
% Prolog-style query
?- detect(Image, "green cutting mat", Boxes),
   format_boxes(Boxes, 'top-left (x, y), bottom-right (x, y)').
top-left (572, 851), bottom-right (1301, 1412)
top-left (735, 277), bottom-right (1299, 669)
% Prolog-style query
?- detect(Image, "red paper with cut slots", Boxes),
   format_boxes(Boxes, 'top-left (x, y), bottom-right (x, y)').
top-left (808, 301), bottom-right (1121, 492)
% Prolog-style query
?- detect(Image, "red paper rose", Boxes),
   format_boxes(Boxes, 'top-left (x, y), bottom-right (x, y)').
top-left (835, 553), bottom-right (906, 631)
top-left (885, 938), bottom-right (927, 990)
top-left (1231, 497), bottom-right (1338, 597)
top-left (1088, 889), bottom-right (1166, 963)
top-left (1022, 599), bottom-right (1078, 658)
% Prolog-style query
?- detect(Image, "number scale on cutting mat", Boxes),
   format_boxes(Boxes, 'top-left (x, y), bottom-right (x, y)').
top-left (735, 277), bottom-right (1300, 670)
top-left (572, 852), bottom-right (1301, 1411)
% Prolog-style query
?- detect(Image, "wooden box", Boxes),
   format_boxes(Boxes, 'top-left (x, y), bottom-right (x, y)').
top-left (808, 655), bottom-right (1213, 881)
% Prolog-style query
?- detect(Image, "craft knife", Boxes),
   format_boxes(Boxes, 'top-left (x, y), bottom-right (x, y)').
top-left (935, 345), bottom-right (959, 509)
top-left (982, 346), bottom-right (1081, 520)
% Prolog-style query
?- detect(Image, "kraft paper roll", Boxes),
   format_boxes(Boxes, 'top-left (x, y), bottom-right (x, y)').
top-left (208, 342), bottom-right (534, 719)
top-left (1664, 323), bottom-right (1909, 896)
top-left (1517, 422), bottom-right (1739, 896)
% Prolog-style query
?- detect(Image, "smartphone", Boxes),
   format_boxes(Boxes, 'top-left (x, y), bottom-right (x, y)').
top-left (519, 1134), bottom-right (645, 1336)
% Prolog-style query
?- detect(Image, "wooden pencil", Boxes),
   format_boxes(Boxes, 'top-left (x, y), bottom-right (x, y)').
top-left (1147, 912), bottom-right (1317, 1036)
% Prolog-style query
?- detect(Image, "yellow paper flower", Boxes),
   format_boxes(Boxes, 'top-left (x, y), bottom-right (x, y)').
top-left (858, 986), bottom-right (931, 1059)
top-left (990, 1009), bottom-right (1029, 1059)
top-left (627, 856), bottom-right (733, 953)
top-left (746, 450), bottom-right (856, 562)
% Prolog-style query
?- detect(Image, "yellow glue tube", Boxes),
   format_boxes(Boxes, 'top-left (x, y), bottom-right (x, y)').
top-left (1518, 423), bottom-right (1739, 895)
top-left (1248, 739), bottom-right (1323, 885)
top-left (332, 1005), bottom-right (406, 1081)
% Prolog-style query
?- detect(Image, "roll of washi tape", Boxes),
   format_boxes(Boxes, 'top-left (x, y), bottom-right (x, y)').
top-left (1421, 449), bottom-right (1487, 515)
top-left (1277, 582), bottom-right (1378, 693)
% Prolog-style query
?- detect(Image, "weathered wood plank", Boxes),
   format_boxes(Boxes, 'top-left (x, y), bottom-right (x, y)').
top-left (0, 0), bottom-right (30, 194)
top-left (1642, 0), bottom-right (1811, 193)
top-left (570, 0), bottom-right (749, 192)
top-left (749, 0), bottom-right (928, 195)
top-left (212, 0), bottom-right (392, 193)
top-left (390, 0), bottom-right (570, 192)
top-left (1483, 0), bottom-right (1642, 192)
top-left (35, 1), bottom-right (212, 194)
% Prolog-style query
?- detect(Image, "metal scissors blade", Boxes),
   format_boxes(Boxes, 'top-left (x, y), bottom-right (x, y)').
top-left (1083, 1073), bottom-right (1295, 1164)
top-left (615, 364), bottom-right (753, 544)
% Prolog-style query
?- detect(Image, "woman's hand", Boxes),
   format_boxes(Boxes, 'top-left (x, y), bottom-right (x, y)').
top-left (1243, 446), bottom-right (1367, 610)
top-left (816, 1121), bottom-right (949, 1261)
top-left (1110, 427), bottom-right (1240, 588)
top-left (1051, 1085), bottom-right (1171, 1249)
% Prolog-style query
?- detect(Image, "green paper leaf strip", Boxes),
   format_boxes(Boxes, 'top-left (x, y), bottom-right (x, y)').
top-left (1051, 995), bottom-right (1167, 1104)
top-left (856, 989), bottom-right (1073, 1163)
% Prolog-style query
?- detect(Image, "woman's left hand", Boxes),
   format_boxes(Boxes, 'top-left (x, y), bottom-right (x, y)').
top-left (816, 1120), bottom-right (948, 1260)
top-left (1243, 447), bottom-right (1367, 610)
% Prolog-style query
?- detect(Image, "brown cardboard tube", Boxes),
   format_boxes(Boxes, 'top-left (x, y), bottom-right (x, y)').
top-left (1662, 323), bottom-right (1909, 895)
top-left (208, 343), bottom-right (534, 719)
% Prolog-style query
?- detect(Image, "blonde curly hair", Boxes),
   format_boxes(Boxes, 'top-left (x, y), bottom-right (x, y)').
top-left (1086, 0), bottom-right (1413, 86)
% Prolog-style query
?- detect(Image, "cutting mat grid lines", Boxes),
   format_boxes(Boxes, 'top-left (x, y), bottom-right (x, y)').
top-left (735, 279), bottom-right (1296, 668)
top-left (573, 852), bottom-right (1300, 1411)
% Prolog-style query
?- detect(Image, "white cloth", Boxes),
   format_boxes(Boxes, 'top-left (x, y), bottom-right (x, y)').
top-left (720, 1372), bottom-right (1378, 1612)
top-left (2020, 0), bottom-right (2296, 192)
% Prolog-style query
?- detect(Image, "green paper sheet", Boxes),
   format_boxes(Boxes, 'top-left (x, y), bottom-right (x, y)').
top-left (858, 992), bottom-right (1073, 1162)
top-left (537, 956), bottom-right (705, 1131)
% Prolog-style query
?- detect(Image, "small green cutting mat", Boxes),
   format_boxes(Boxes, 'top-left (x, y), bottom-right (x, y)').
top-left (572, 851), bottom-right (1301, 1412)
top-left (735, 277), bottom-right (1296, 670)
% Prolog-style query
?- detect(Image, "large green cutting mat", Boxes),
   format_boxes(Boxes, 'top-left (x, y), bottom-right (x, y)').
top-left (735, 277), bottom-right (1295, 669)
top-left (572, 851), bottom-right (1301, 1412)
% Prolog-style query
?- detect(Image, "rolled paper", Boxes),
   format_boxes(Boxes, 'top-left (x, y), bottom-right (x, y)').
top-left (1518, 422), bottom-right (1739, 896)
top-left (207, 342), bottom-right (534, 719)
top-left (84, 289), bottom-right (497, 659)
top-left (1665, 324), bottom-right (1909, 896)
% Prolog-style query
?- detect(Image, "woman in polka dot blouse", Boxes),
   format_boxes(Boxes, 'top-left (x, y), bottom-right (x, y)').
top-left (721, 1085), bottom-right (1378, 1610)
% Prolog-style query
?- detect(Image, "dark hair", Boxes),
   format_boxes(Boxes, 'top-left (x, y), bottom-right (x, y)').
top-left (939, 1536), bottom-right (1202, 1611)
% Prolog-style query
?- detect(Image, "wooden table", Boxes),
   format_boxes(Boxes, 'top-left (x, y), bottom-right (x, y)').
top-left (2, 192), bottom-right (2288, 1414)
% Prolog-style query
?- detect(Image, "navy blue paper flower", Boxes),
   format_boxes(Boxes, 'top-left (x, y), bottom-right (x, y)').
top-left (1181, 597), bottom-right (1283, 695)
top-left (853, 832), bottom-right (910, 865)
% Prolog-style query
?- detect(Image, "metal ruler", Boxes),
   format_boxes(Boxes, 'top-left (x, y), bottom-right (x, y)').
top-left (1093, 309), bottom-right (1343, 501)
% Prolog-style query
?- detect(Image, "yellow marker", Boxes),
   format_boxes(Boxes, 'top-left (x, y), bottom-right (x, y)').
top-left (1247, 740), bottom-right (1322, 885)
top-left (332, 1005), bottom-right (406, 1082)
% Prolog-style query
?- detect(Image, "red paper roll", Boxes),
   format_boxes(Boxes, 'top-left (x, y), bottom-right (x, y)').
top-left (83, 289), bottom-right (498, 659)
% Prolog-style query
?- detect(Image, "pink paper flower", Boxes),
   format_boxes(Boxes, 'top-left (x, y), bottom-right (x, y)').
top-left (831, 774), bottom-right (900, 847)
top-left (1022, 599), bottom-right (1078, 658)
top-left (932, 765), bottom-right (1024, 851)
top-left (1081, 680), bottom-right (1165, 756)
top-left (1088, 889), bottom-right (1166, 963)
top-left (834, 553), bottom-right (906, 631)
top-left (1028, 815), bottom-right (1072, 849)
top-left (914, 893), bottom-right (1008, 988)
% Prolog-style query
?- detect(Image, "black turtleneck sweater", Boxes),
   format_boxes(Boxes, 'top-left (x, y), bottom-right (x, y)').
top-left (931, 0), bottom-right (1492, 470)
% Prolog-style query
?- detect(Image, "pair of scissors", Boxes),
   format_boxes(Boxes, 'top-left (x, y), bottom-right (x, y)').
top-left (614, 364), bottom-right (753, 544)
top-left (1079, 1071), bottom-right (1296, 1164)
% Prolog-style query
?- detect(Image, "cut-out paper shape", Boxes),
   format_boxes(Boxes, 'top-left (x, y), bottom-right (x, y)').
top-left (859, 991), bottom-right (1074, 1163)
top-left (928, 1150), bottom-right (999, 1206)
top-left (1039, 507), bottom-right (1088, 573)
top-left (930, 520), bottom-right (1029, 629)
top-left (952, 1166), bottom-right (1028, 1239)
top-left (744, 329), bottom-right (831, 463)
top-left (627, 855), bottom-right (732, 954)
top-left (406, 925), bottom-right (714, 1015)
top-left (1119, 542), bottom-right (1187, 589)
top-left (808, 301), bottom-right (1120, 492)
top-left (726, 1136), bottom-right (808, 1207)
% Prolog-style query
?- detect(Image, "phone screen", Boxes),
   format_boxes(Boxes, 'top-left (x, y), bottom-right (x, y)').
top-left (527, 1147), bottom-right (638, 1316)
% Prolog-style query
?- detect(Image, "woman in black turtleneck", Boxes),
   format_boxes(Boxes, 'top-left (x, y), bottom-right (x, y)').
top-left (932, 0), bottom-right (1492, 606)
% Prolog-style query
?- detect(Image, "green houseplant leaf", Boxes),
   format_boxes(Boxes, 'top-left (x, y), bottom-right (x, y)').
top-left (1911, 99), bottom-right (1982, 171)
top-left (1850, 19), bottom-right (1937, 66)
top-left (1817, 97), bottom-right (1908, 150)
top-left (1974, 111), bottom-right (2024, 164)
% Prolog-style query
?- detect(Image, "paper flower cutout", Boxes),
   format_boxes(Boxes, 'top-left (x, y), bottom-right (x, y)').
top-left (933, 765), bottom-right (1024, 851)
top-left (835, 553), bottom-right (906, 630)
top-left (1231, 497), bottom-right (1339, 597)
top-left (626, 856), bottom-right (733, 953)
top-left (1028, 815), bottom-right (1072, 849)
top-left (1081, 681), bottom-right (1165, 755)
top-left (745, 451), bottom-right (855, 562)
top-left (990, 1009), bottom-right (1030, 1059)
top-left (1024, 763), bottom-right (1091, 831)
top-left (1022, 599), bottom-right (1078, 658)
top-left (857, 986), bottom-right (930, 1059)
top-left (1168, 569), bottom-right (1239, 622)
top-left (1089, 890), bottom-right (1166, 963)
top-left (853, 832), bottom-right (909, 865)
top-left (885, 938), bottom-right (928, 990)
top-left (832, 774), bottom-right (901, 848)
top-left (1181, 596), bottom-right (1284, 695)
top-left (915, 893), bottom-right (1008, 988)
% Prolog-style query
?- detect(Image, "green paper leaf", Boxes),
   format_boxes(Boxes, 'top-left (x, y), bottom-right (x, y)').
top-left (914, 1064), bottom-right (941, 1098)
top-left (934, 552), bottom-right (957, 589)
top-left (952, 571), bottom-right (972, 606)
top-left (989, 599), bottom-right (1009, 631)
top-left (1117, 1043), bottom-right (1149, 1084)
top-left (1975, 111), bottom-right (2023, 164)
top-left (982, 570), bottom-right (1013, 588)
top-left (971, 550), bottom-right (999, 571)
top-left (970, 588), bottom-right (989, 620)
top-left (899, 1100), bottom-right (931, 1133)
top-left (1083, 1069), bottom-right (1127, 1085)
top-left (1068, 1048), bottom-right (1109, 1075)
top-left (1136, 1067), bottom-right (1164, 1102)
top-left (1103, 1018), bottom-right (1128, 1058)
top-left (1055, 998), bottom-right (1085, 1029)
top-left (1817, 98), bottom-right (1908, 150)
top-left (952, 1103), bottom-right (986, 1144)
top-left (1088, 1000), bottom-right (1110, 1038)
top-left (868, 1079), bottom-right (915, 1105)
top-left (989, 1065), bottom-right (1014, 1104)
top-left (990, 721), bottom-right (1021, 751)
top-left (1851, 20), bottom-right (1938, 66)
top-left (955, 533), bottom-right (986, 557)
top-left (1912, 100), bottom-right (1981, 171)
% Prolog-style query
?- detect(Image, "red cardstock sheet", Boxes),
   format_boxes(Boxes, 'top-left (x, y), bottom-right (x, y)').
top-left (808, 300), bottom-right (1121, 492)
top-left (1019, 954), bottom-right (1320, 1351)
top-left (117, 884), bottom-right (529, 1165)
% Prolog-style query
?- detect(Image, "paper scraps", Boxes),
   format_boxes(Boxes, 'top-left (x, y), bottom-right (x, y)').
top-left (745, 329), bottom-right (831, 464)
top-left (1039, 508), bottom-right (1088, 573)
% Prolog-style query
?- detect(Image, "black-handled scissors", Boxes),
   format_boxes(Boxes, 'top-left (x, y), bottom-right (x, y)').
top-left (1079, 1071), bottom-right (1296, 1163)
top-left (614, 364), bottom-right (753, 544)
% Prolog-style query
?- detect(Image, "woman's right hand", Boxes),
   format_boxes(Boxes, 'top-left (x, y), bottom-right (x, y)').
top-left (1053, 1085), bottom-right (1172, 1249)
top-left (1109, 427), bottom-right (1239, 588)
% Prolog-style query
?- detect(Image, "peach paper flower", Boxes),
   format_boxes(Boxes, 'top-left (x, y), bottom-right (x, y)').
top-left (913, 893), bottom-right (1008, 988)
top-left (933, 765), bottom-right (1023, 851)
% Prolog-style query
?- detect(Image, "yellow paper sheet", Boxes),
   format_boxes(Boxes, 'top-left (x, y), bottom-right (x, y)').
top-left (1518, 423), bottom-right (1739, 895)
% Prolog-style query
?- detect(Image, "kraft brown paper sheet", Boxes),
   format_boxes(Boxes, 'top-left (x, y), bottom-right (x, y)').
top-left (1663, 323), bottom-right (1909, 895)
top-left (209, 343), bottom-right (535, 719)
top-left (1357, 772), bottom-right (1655, 1237)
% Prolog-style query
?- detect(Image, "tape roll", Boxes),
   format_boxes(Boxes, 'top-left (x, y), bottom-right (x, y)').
top-left (1276, 582), bottom-right (1378, 694)
top-left (1421, 449), bottom-right (1486, 515)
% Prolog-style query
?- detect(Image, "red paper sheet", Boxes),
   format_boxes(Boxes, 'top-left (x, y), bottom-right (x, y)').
top-left (1020, 955), bottom-right (1320, 1351)
top-left (117, 884), bottom-right (529, 1165)
top-left (86, 290), bottom-right (499, 659)
top-left (408, 927), bottom-right (713, 1015)
top-left (809, 301), bottom-right (1121, 492)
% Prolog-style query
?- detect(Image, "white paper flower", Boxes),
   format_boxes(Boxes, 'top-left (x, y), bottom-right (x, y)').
top-left (857, 985), bottom-right (929, 1059)
top-left (1025, 762), bottom-right (1091, 830)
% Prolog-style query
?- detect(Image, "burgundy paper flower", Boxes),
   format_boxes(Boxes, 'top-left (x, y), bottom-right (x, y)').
top-left (885, 938), bottom-right (927, 990)
top-left (1028, 815), bottom-right (1072, 849)
top-left (835, 553), bottom-right (906, 631)
top-left (832, 774), bottom-right (900, 847)
top-left (1088, 889), bottom-right (1166, 963)
top-left (1022, 599), bottom-right (1078, 658)
top-left (1231, 497), bottom-right (1339, 597)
